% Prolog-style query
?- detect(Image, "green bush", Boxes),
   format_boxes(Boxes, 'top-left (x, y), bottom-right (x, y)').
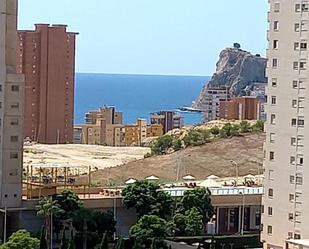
top-left (184, 129), bottom-right (210, 147)
top-left (151, 135), bottom-right (174, 155)
top-left (209, 126), bottom-right (220, 136)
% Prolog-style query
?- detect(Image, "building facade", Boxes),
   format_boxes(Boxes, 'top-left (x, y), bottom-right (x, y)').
top-left (200, 88), bottom-right (230, 122)
top-left (82, 106), bottom-right (123, 145)
top-left (0, 0), bottom-right (24, 208)
top-left (150, 111), bottom-right (183, 134)
top-left (81, 108), bottom-right (163, 147)
top-left (262, 1), bottom-right (309, 248)
top-left (219, 96), bottom-right (260, 120)
top-left (17, 24), bottom-right (77, 144)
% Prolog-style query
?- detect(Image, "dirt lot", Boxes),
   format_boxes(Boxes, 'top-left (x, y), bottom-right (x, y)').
top-left (89, 133), bottom-right (265, 185)
top-left (24, 144), bottom-right (150, 171)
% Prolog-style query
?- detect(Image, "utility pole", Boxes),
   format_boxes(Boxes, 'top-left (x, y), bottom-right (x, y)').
top-left (230, 160), bottom-right (239, 186)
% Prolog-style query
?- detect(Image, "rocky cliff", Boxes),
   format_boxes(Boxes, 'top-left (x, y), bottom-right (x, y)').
top-left (193, 47), bottom-right (267, 108)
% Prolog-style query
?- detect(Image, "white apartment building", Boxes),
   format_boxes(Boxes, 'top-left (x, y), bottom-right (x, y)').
top-left (201, 87), bottom-right (230, 122)
top-left (0, 0), bottom-right (24, 208)
top-left (262, 1), bottom-right (309, 249)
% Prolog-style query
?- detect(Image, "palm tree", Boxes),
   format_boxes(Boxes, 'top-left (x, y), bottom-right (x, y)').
top-left (73, 208), bottom-right (94, 249)
top-left (36, 196), bottom-right (63, 249)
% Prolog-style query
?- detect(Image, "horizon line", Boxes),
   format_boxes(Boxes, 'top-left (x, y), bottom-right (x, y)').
top-left (75, 72), bottom-right (211, 77)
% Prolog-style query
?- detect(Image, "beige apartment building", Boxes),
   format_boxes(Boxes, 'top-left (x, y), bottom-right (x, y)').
top-left (80, 110), bottom-right (163, 146)
top-left (0, 0), bottom-right (24, 207)
top-left (262, 1), bottom-right (309, 249)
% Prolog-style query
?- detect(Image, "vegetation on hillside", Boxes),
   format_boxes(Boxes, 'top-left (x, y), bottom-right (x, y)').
top-left (150, 120), bottom-right (264, 156)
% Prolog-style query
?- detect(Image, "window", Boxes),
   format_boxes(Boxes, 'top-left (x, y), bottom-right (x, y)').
top-left (290, 156), bottom-right (296, 165)
top-left (274, 2), bottom-right (280, 12)
top-left (297, 136), bottom-right (304, 147)
top-left (297, 156), bottom-right (304, 165)
top-left (292, 99), bottom-right (298, 108)
top-left (295, 23), bottom-right (300, 32)
top-left (294, 62), bottom-right (299, 70)
top-left (268, 170), bottom-right (274, 180)
top-left (272, 78), bottom-right (277, 87)
top-left (267, 225), bottom-right (273, 235)
top-left (298, 118), bottom-right (305, 126)
top-left (270, 151), bottom-right (275, 160)
top-left (298, 97), bottom-right (305, 108)
top-left (268, 188), bottom-right (274, 197)
top-left (271, 114), bottom-right (276, 124)
top-left (272, 58), bottom-right (278, 68)
top-left (296, 3), bottom-right (301, 12)
top-left (10, 103), bottom-right (19, 109)
top-left (301, 21), bottom-right (308, 31)
top-left (273, 40), bottom-right (279, 49)
top-left (10, 136), bottom-right (18, 142)
top-left (300, 60), bottom-right (307, 70)
top-left (289, 194), bottom-right (295, 202)
top-left (292, 118), bottom-right (297, 126)
top-left (302, 3), bottom-right (309, 12)
top-left (296, 175), bottom-right (303, 185)
top-left (268, 207), bottom-right (273, 216)
top-left (288, 232), bottom-right (293, 239)
top-left (10, 119), bottom-right (18, 126)
top-left (288, 213), bottom-right (294, 221)
top-left (10, 152), bottom-right (18, 159)
top-left (299, 79), bottom-right (306, 89)
top-left (290, 175), bottom-right (295, 184)
top-left (294, 42), bottom-right (300, 50)
top-left (291, 137), bottom-right (296, 146)
top-left (293, 80), bottom-right (298, 88)
top-left (274, 21), bottom-right (279, 31)
top-left (301, 42), bottom-right (307, 50)
top-left (270, 133), bottom-right (275, 143)
top-left (295, 234), bottom-right (301, 240)
top-left (11, 85), bottom-right (19, 92)
top-left (271, 96), bottom-right (277, 105)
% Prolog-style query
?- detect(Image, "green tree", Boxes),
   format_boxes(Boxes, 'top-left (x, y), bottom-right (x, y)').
top-left (184, 129), bottom-right (209, 147)
top-left (53, 191), bottom-right (83, 241)
top-left (239, 121), bottom-right (251, 133)
top-left (73, 208), bottom-right (95, 249)
top-left (54, 190), bottom-right (83, 219)
top-left (172, 138), bottom-right (182, 151)
top-left (209, 126), bottom-right (220, 136)
top-left (178, 188), bottom-right (215, 230)
top-left (39, 226), bottom-right (47, 249)
top-left (151, 135), bottom-right (174, 155)
top-left (36, 197), bottom-right (63, 248)
top-left (122, 181), bottom-right (173, 219)
top-left (0, 230), bottom-right (40, 249)
top-left (251, 120), bottom-right (264, 132)
top-left (96, 232), bottom-right (108, 249)
top-left (115, 237), bottom-right (124, 249)
top-left (130, 215), bottom-right (167, 244)
top-left (171, 208), bottom-right (203, 236)
top-left (230, 124), bottom-right (240, 136)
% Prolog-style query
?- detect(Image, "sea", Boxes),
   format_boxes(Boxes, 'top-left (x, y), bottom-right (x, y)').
top-left (74, 73), bottom-right (210, 125)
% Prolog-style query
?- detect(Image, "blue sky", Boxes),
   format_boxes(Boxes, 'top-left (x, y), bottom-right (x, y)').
top-left (18, 0), bottom-right (268, 76)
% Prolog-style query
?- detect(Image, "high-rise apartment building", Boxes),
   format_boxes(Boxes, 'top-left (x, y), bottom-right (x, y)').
top-left (150, 111), bottom-right (183, 134)
top-left (17, 24), bottom-right (77, 144)
top-left (0, 0), bottom-right (24, 207)
top-left (262, 1), bottom-right (309, 248)
top-left (200, 87), bottom-right (230, 122)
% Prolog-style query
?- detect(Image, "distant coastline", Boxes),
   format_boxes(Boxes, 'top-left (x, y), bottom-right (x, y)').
top-left (74, 73), bottom-right (210, 125)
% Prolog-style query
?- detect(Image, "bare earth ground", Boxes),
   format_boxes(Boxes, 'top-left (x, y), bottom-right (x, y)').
top-left (24, 144), bottom-right (150, 171)
top-left (89, 133), bottom-right (265, 185)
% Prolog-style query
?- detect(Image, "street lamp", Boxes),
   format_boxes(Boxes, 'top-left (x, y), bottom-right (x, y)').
top-left (239, 192), bottom-right (245, 236)
top-left (230, 160), bottom-right (239, 186)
